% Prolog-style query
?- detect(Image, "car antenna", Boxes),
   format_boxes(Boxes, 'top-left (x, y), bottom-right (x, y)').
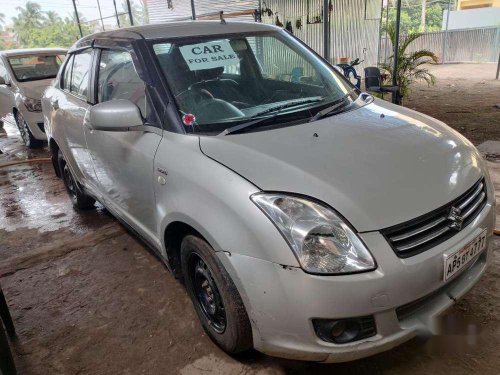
top-left (219, 11), bottom-right (226, 24)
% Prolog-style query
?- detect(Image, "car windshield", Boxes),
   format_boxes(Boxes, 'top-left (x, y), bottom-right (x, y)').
top-left (8, 54), bottom-right (65, 82)
top-left (152, 31), bottom-right (357, 134)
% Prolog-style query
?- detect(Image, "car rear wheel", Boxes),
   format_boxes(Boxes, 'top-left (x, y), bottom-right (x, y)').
top-left (181, 235), bottom-right (252, 354)
top-left (57, 150), bottom-right (95, 210)
top-left (14, 111), bottom-right (43, 148)
top-left (0, 319), bottom-right (16, 375)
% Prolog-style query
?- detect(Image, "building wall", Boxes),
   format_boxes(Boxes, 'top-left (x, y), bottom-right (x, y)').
top-left (144, 0), bottom-right (258, 23)
top-left (143, 0), bottom-right (383, 75)
top-left (143, 0), bottom-right (193, 22)
top-left (442, 7), bottom-right (500, 30)
top-left (261, 0), bottom-right (383, 73)
top-left (457, 0), bottom-right (500, 10)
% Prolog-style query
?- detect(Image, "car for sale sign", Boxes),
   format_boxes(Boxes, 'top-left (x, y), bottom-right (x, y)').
top-left (180, 40), bottom-right (239, 71)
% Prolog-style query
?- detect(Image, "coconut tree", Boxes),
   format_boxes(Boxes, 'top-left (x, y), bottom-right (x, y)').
top-left (382, 23), bottom-right (438, 100)
top-left (45, 11), bottom-right (61, 27)
top-left (12, 1), bottom-right (44, 45)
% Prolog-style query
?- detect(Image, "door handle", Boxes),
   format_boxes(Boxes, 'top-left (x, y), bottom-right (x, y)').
top-left (52, 99), bottom-right (59, 110)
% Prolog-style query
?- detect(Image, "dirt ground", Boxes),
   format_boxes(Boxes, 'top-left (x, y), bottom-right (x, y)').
top-left (405, 63), bottom-right (500, 145)
top-left (0, 63), bottom-right (499, 374)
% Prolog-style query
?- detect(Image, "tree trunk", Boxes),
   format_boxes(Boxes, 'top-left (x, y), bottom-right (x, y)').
top-left (420, 0), bottom-right (427, 32)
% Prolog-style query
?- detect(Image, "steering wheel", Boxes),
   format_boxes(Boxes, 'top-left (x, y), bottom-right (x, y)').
top-left (188, 78), bottom-right (239, 91)
top-left (175, 87), bottom-right (214, 106)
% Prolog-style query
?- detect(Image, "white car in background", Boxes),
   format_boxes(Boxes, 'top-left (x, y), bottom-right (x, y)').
top-left (0, 48), bottom-right (66, 147)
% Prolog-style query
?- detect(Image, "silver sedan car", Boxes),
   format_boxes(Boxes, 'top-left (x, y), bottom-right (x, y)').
top-left (42, 21), bottom-right (496, 362)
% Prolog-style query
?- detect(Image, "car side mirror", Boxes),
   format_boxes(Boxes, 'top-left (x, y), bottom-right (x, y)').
top-left (88, 99), bottom-right (144, 131)
top-left (0, 76), bottom-right (9, 86)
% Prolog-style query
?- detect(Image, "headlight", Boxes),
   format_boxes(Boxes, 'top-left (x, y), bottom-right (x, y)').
top-left (23, 96), bottom-right (42, 112)
top-left (251, 193), bottom-right (376, 274)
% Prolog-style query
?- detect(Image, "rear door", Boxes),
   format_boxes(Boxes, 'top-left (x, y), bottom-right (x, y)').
top-left (84, 47), bottom-right (162, 245)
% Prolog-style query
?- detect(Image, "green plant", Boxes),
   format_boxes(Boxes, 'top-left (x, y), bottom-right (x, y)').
top-left (382, 23), bottom-right (438, 99)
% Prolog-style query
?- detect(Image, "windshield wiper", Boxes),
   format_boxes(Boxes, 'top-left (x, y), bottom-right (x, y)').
top-left (308, 91), bottom-right (355, 123)
top-left (220, 97), bottom-right (323, 136)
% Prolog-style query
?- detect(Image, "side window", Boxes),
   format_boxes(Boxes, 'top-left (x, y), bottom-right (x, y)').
top-left (70, 50), bottom-right (92, 97)
top-left (61, 54), bottom-right (74, 90)
top-left (97, 49), bottom-right (151, 120)
top-left (0, 59), bottom-right (11, 83)
top-left (0, 60), bottom-right (7, 81)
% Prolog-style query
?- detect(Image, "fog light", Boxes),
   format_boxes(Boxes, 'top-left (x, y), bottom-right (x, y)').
top-left (313, 316), bottom-right (376, 344)
top-left (330, 320), bottom-right (347, 338)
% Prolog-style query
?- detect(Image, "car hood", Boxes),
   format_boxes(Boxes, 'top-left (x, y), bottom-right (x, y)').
top-left (199, 99), bottom-right (484, 232)
top-left (18, 79), bottom-right (54, 99)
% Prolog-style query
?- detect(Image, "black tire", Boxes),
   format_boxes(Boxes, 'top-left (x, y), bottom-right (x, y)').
top-left (181, 235), bottom-right (252, 354)
top-left (57, 150), bottom-right (95, 210)
top-left (14, 111), bottom-right (43, 148)
top-left (0, 319), bottom-right (16, 375)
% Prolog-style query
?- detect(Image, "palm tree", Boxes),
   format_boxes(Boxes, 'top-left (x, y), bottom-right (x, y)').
top-left (45, 11), bottom-right (61, 27)
top-left (382, 23), bottom-right (438, 100)
top-left (12, 1), bottom-right (44, 45)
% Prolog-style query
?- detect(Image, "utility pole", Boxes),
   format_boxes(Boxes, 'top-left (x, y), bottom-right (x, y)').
top-left (323, 0), bottom-right (330, 62)
top-left (96, 0), bottom-right (105, 31)
top-left (392, 0), bottom-right (402, 104)
top-left (441, 0), bottom-right (452, 64)
top-left (190, 0), bottom-right (196, 20)
top-left (71, 0), bottom-right (83, 38)
top-left (126, 0), bottom-right (134, 26)
top-left (113, 0), bottom-right (121, 28)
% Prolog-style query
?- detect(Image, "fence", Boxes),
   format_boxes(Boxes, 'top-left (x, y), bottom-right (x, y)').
top-left (379, 26), bottom-right (500, 65)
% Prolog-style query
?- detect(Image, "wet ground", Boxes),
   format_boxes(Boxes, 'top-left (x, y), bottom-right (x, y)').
top-left (1, 64), bottom-right (500, 374)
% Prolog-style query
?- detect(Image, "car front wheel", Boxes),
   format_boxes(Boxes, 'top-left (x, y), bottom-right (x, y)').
top-left (14, 111), bottom-right (43, 148)
top-left (181, 234), bottom-right (252, 354)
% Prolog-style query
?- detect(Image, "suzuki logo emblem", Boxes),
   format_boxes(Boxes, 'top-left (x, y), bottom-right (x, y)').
top-left (447, 206), bottom-right (464, 231)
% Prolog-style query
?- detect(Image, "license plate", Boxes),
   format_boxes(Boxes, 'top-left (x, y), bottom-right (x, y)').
top-left (443, 229), bottom-right (487, 281)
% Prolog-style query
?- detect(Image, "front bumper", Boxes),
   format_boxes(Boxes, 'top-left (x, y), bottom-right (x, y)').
top-left (217, 201), bottom-right (495, 362)
top-left (19, 107), bottom-right (46, 140)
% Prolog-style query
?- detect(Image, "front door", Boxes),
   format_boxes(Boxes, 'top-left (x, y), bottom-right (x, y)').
top-left (84, 48), bottom-right (162, 245)
top-left (0, 58), bottom-right (14, 120)
top-left (53, 51), bottom-right (96, 183)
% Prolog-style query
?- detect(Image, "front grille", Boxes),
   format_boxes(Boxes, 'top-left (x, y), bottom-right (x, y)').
top-left (37, 122), bottom-right (45, 133)
top-left (382, 178), bottom-right (487, 258)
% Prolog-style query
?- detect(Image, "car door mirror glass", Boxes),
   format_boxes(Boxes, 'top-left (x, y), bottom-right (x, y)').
top-left (89, 99), bottom-right (144, 131)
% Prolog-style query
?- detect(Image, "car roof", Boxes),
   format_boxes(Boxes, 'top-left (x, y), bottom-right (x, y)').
top-left (0, 48), bottom-right (67, 57)
top-left (71, 20), bottom-right (280, 51)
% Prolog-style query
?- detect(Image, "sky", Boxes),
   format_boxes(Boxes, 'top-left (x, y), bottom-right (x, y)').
top-left (1, 0), bottom-right (129, 26)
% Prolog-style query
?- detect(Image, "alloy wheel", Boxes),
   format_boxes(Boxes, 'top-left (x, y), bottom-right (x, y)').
top-left (16, 113), bottom-right (30, 146)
